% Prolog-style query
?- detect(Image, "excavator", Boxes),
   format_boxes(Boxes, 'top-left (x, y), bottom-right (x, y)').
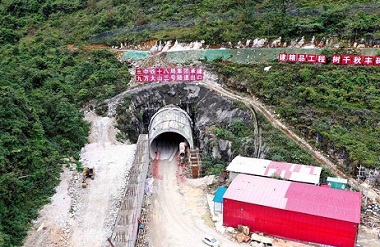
top-left (82, 167), bottom-right (95, 188)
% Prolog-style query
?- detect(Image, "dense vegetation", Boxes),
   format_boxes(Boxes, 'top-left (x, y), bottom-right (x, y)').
top-left (1, 0), bottom-right (379, 246)
top-left (87, 0), bottom-right (380, 45)
top-left (0, 1), bottom-right (132, 246)
top-left (213, 63), bottom-right (380, 171)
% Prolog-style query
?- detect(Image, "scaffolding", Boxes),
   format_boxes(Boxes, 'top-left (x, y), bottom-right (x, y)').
top-left (188, 148), bottom-right (201, 178)
top-left (110, 134), bottom-right (149, 247)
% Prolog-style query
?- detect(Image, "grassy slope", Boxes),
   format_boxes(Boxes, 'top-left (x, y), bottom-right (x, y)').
top-left (213, 62), bottom-right (379, 170)
top-left (0, 0), bottom-right (379, 245)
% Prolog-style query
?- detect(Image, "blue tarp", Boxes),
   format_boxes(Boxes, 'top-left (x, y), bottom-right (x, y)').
top-left (213, 187), bottom-right (228, 203)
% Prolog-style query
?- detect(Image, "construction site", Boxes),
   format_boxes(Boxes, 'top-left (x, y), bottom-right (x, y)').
top-left (22, 42), bottom-right (380, 247)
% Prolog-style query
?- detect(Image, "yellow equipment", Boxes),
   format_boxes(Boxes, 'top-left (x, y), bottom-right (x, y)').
top-left (82, 167), bottom-right (95, 188)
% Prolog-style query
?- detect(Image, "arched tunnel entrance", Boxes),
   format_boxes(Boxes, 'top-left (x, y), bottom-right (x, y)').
top-left (148, 105), bottom-right (194, 159)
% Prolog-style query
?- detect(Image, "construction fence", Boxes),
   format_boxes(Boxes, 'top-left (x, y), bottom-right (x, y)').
top-left (120, 48), bottom-right (380, 64)
top-left (121, 48), bottom-right (324, 64)
top-left (110, 134), bottom-right (149, 247)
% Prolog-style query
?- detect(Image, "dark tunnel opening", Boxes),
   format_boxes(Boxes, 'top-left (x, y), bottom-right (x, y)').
top-left (150, 132), bottom-right (189, 159)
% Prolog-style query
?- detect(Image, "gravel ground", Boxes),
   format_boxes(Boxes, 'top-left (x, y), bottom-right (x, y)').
top-left (23, 111), bottom-right (136, 247)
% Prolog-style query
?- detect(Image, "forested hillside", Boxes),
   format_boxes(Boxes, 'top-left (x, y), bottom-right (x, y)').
top-left (213, 63), bottom-right (379, 169)
top-left (0, 0), bottom-right (379, 246)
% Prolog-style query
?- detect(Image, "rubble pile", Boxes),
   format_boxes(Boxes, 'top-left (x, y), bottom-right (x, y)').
top-left (135, 177), bottom-right (154, 247)
top-left (225, 224), bottom-right (277, 246)
top-left (362, 199), bottom-right (380, 228)
top-left (105, 168), bottom-right (131, 230)
top-left (68, 169), bottom-right (80, 218)
top-left (52, 164), bottom-right (81, 246)
top-left (233, 225), bottom-right (251, 243)
top-left (135, 206), bottom-right (150, 247)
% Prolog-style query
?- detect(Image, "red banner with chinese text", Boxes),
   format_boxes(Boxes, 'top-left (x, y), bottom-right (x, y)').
top-left (278, 53), bottom-right (327, 64)
top-left (135, 67), bottom-right (204, 82)
top-left (279, 53), bottom-right (380, 66)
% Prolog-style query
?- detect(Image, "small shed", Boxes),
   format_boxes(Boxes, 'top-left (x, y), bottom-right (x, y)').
top-left (223, 174), bottom-right (362, 247)
top-left (327, 177), bottom-right (348, 190)
top-left (213, 187), bottom-right (227, 213)
top-left (226, 156), bottom-right (322, 185)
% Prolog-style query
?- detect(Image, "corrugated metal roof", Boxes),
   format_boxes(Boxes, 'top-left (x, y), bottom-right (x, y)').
top-left (226, 156), bottom-right (322, 184)
top-left (327, 177), bottom-right (348, 184)
top-left (285, 182), bottom-right (361, 223)
top-left (213, 187), bottom-right (228, 203)
top-left (224, 174), bottom-right (290, 209)
top-left (224, 174), bottom-right (362, 223)
top-left (227, 156), bottom-right (270, 175)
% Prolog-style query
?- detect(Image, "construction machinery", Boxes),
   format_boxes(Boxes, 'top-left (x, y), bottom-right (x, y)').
top-left (82, 167), bottom-right (95, 188)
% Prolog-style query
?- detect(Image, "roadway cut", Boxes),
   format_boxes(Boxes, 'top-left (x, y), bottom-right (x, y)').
top-left (148, 105), bottom-right (193, 159)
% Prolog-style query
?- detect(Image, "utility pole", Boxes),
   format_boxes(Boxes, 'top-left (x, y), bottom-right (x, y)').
top-left (357, 165), bottom-right (368, 205)
top-left (357, 165), bottom-right (365, 182)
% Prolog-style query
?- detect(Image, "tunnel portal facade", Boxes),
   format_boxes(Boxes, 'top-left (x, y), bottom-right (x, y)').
top-left (148, 105), bottom-right (193, 158)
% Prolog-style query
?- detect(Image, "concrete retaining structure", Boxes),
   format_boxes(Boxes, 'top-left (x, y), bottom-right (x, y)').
top-left (110, 134), bottom-right (149, 247)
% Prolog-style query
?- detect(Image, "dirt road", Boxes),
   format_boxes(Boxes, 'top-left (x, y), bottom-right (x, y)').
top-left (23, 111), bottom-right (136, 247)
top-left (199, 78), bottom-right (379, 200)
top-left (146, 140), bottom-right (317, 247)
top-left (147, 141), bottom-right (234, 247)
top-left (199, 79), bottom-right (342, 176)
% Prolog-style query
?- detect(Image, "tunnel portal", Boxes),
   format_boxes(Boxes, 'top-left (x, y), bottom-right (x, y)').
top-left (148, 105), bottom-right (193, 158)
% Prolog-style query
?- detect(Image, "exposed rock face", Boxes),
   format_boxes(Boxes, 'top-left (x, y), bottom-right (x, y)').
top-left (101, 82), bottom-right (253, 161)
top-left (212, 139), bottom-right (232, 161)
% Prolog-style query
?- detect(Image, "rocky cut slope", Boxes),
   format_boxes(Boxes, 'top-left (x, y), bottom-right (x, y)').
top-left (97, 81), bottom-right (256, 162)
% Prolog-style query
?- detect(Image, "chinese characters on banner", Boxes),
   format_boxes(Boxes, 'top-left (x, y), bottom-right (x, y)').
top-left (279, 53), bottom-right (380, 66)
top-left (135, 67), bottom-right (204, 83)
top-left (331, 55), bottom-right (380, 66)
top-left (278, 53), bottom-right (327, 64)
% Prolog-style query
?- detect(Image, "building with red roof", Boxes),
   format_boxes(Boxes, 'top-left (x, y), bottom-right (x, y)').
top-left (223, 174), bottom-right (362, 247)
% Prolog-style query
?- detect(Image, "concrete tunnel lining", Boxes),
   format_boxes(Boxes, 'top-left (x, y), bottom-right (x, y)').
top-left (148, 105), bottom-right (194, 157)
